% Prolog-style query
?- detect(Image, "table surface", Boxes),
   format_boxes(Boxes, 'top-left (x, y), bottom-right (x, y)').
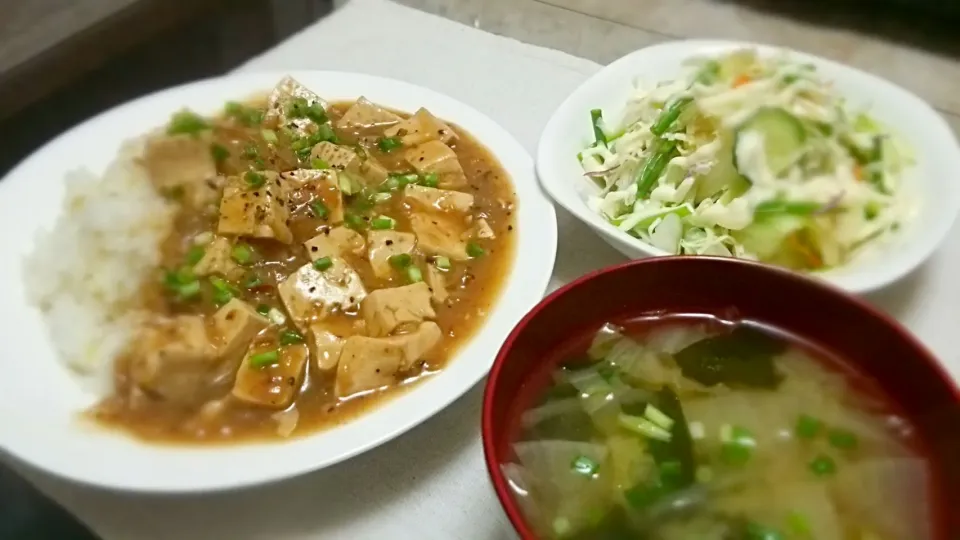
top-left (4, 0), bottom-right (960, 538)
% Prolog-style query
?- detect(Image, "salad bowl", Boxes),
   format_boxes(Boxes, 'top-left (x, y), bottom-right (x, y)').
top-left (537, 39), bottom-right (960, 293)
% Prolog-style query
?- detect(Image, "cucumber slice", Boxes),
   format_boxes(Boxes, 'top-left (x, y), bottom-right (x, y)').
top-left (731, 213), bottom-right (806, 259)
top-left (734, 108), bottom-right (806, 180)
top-left (696, 131), bottom-right (750, 202)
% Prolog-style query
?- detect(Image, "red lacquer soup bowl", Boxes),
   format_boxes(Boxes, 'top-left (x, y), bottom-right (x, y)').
top-left (481, 256), bottom-right (960, 539)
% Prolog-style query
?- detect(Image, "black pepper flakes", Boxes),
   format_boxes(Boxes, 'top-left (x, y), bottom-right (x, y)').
top-left (385, 239), bottom-right (394, 246)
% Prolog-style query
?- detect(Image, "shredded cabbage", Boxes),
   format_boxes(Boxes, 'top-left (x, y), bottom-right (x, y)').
top-left (579, 49), bottom-right (917, 270)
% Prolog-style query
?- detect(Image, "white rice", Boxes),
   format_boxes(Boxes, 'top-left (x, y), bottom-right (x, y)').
top-left (23, 139), bottom-right (176, 393)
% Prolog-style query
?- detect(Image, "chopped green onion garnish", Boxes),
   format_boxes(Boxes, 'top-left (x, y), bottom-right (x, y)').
top-left (795, 414), bottom-right (821, 439)
top-left (242, 273), bottom-right (262, 289)
top-left (372, 192), bottom-right (393, 204)
top-left (389, 253), bottom-right (412, 269)
top-left (380, 177), bottom-right (400, 192)
top-left (570, 455), bottom-right (599, 476)
top-left (261, 129), bottom-right (278, 144)
top-left (224, 101), bottom-right (263, 126)
top-left (433, 256), bottom-right (452, 270)
top-left (809, 454), bottom-right (837, 476)
top-left (720, 425), bottom-right (756, 466)
top-left (280, 329), bottom-right (304, 346)
top-left (390, 173), bottom-right (419, 187)
top-left (249, 350), bottom-right (280, 368)
top-left (309, 200), bottom-right (329, 219)
top-left (313, 257), bottom-right (333, 271)
top-left (311, 158), bottom-right (329, 170)
top-left (421, 172), bottom-right (439, 187)
top-left (307, 103), bottom-right (328, 124)
top-left (308, 200), bottom-right (329, 219)
top-left (378, 137), bottom-right (403, 152)
top-left (644, 403), bottom-right (674, 430)
top-left (185, 246), bottom-right (205, 266)
top-left (315, 123), bottom-right (336, 142)
top-left (231, 243), bottom-right (255, 265)
top-left (828, 429), bottom-right (858, 450)
top-left (466, 241), bottom-right (485, 258)
top-left (177, 280), bottom-right (201, 299)
top-left (406, 266), bottom-right (423, 283)
top-left (344, 212), bottom-right (366, 230)
top-left (617, 413), bottom-right (672, 441)
top-left (371, 216), bottom-right (396, 230)
top-left (256, 304), bottom-right (271, 316)
top-left (285, 97), bottom-right (309, 118)
top-left (242, 145), bottom-right (259, 159)
top-left (253, 157), bottom-right (266, 170)
top-left (210, 143), bottom-right (230, 163)
top-left (163, 266), bottom-right (195, 290)
top-left (212, 288), bottom-right (233, 306)
top-left (167, 110), bottom-right (209, 135)
top-left (244, 171), bottom-right (266, 188)
top-left (290, 137), bottom-right (311, 152)
top-left (208, 276), bottom-right (229, 292)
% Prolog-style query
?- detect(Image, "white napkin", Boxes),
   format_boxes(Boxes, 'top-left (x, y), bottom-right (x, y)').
top-left (20, 1), bottom-right (623, 539)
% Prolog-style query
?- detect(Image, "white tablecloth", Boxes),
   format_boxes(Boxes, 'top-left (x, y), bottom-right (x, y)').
top-left (21, 0), bottom-right (960, 538)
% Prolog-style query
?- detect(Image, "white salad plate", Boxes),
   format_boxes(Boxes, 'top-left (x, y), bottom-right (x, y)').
top-left (537, 39), bottom-right (960, 293)
top-left (0, 71), bottom-right (557, 492)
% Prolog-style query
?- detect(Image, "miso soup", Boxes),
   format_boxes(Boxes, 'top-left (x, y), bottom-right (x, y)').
top-left (504, 315), bottom-right (932, 540)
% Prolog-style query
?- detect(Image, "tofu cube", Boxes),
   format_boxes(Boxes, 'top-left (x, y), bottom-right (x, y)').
top-left (361, 282), bottom-right (436, 337)
top-left (211, 298), bottom-right (270, 357)
top-left (404, 140), bottom-right (467, 189)
top-left (336, 97), bottom-right (401, 133)
top-left (232, 344), bottom-right (309, 408)
top-left (410, 212), bottom-right (470, 260)
top-left (367, 231), bottom-right (417, 279)
top-left (384, 108), bottom-right (457, 147)
top-left (304, 226), bottom-right (366, 261)
top-left (278, 260), bottom-right (367, 330)
top-left (217, 171), bottom-right (293, 243)
top-left (280, 168), bottom-right (345, 224)
top-left (335, 322), bottom-right (442, 397)
top-left (403, 184), bottom-right (474, 213)
top-left (309, 324), bottom-right (345, 372)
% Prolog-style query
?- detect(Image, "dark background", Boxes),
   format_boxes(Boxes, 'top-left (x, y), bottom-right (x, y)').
top-left (0, 0), bottom-right (957, 538)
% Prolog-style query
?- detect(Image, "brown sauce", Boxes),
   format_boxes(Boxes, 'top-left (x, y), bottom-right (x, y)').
top-left (92, 93), bottom-right (517, 443)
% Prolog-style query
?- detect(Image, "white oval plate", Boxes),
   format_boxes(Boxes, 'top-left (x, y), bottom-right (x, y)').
top-left (537, 39), bottom-right (960, 293)
top-left (0, 71), bottom-right (557, 492)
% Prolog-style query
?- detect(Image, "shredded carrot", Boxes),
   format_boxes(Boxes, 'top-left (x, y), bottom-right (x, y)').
top-left (733, 74), bottom-right (752, 88)
top-left (853, 164), bottom-right (864, 181)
